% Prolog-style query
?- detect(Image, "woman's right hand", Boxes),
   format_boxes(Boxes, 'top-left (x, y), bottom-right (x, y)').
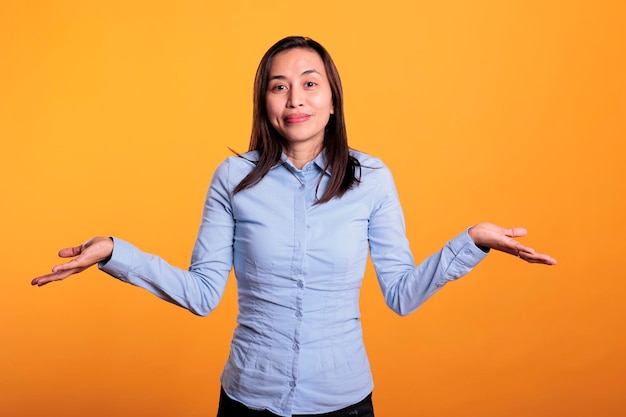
top-left (31, 237), bottom-right (114, 287)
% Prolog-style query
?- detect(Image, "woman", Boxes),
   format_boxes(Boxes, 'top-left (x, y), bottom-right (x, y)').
top-left (32, 36), bottom-right (556, 417)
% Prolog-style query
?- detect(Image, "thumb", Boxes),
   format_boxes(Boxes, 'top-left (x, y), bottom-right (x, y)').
top-left (507, 227), bottom-right (528, 238)
top-left (58, 245), bottom-right (83, 258)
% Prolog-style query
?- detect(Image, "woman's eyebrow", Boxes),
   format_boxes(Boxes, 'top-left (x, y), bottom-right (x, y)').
top-left (269, 69), bottom-right (321, 80)
top-left (302, 69), bottom-right (320, 76)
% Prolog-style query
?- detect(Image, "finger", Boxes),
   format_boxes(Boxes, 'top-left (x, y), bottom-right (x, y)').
top-left (518, 251), bottom-right (557, 265)
top-left (516, 244), bottom-right (536, 255)
top-left (31, 274), bottom-right (57, 286)
top-left (51, 258), bottom-right (88, 274)
top-left (31, 267), bottom-right (84, 286)
top-left (532, 253), bottom-right (557, 265)
top-left (33, 275), bottom-right (63, 286)
top-left (58, 245), bottom-right (83, 258)
top-left (500, 242), bottom-right (535, 258)
top-left (507, 227), bottom-right (528, 238)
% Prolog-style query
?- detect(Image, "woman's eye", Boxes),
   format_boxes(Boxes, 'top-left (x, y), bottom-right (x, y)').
top-left (271, 84), bottom-right (287, 91)
top-left (305, 81), bottom-right (316, 88)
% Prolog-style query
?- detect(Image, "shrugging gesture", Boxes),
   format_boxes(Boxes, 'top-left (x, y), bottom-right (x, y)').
top-left (29, 35), bottom-right (557, 417)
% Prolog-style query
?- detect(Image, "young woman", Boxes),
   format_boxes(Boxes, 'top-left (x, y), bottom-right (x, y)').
top-left (32, 36), bottom-right (556, 417)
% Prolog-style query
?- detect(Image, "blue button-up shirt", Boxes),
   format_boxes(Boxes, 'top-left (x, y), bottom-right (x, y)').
top-left (101, 150), bottom-right (487, 416)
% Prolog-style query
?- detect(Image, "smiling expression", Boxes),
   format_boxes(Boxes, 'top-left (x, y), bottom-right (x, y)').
top-left (265, 47), bottom-right (335, 150)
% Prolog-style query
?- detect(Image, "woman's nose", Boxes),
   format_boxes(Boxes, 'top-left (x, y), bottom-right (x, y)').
top-left (287, 87), bottom-right (303, 107)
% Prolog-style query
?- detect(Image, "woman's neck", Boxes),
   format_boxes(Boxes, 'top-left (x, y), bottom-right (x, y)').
top-left (283, 142), bottom-right (322, 169)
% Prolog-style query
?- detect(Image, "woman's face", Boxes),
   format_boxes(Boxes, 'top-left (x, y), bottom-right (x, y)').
top-left (265, 47), bottom-right (334, 150)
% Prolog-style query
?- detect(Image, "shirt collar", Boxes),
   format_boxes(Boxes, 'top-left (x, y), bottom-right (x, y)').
top-left (276, 150), bottom-right (332, 176)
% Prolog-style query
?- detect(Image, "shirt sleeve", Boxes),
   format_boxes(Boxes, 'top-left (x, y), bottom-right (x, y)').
top-left (367, 165), bottom-right (488, 316)
top-left (98, 159), bottom-right (235, 316)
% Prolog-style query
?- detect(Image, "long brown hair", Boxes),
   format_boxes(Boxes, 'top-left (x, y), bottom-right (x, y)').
top-left (233, 36), bottom-right (360, 204)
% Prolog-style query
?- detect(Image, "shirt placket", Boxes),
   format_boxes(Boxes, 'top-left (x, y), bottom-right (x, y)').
top-left (283, 164), bottom-right (309, 411)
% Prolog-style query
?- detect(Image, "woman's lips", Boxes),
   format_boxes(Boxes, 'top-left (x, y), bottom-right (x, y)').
top-left (284, 114), bottom-right (310, 123)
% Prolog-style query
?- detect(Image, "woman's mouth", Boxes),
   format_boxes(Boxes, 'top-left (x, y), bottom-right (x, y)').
top-left (284, 114), bottom-right (310, 124)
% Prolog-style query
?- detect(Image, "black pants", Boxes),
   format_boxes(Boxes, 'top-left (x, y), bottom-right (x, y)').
top-left (216, 387), bottom-right (375, 417)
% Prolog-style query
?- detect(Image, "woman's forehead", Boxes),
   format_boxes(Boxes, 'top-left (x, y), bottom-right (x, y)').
top-left (269, 48), bottom-right (326, 76)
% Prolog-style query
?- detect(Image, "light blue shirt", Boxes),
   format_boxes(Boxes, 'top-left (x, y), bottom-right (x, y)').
top-left (100, 150), bottom-right (488, 416)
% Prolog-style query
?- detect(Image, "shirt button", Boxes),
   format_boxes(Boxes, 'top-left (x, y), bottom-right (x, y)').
top-left (292, 343), bottom-right (299, 351)
top-left (295, 311), bottom-right (302, 318)
top-left (297, 280), bottom-right (304, 289)
top-left (289, 381), bottom-right (296, 387)
top-left (463, 249), bottom-right (471, 255)
top-left (299, 185), bottom-right (305, 190)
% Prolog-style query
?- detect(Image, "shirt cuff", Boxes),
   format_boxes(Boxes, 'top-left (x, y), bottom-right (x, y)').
top-left (450, 228), bottom-right (490, 267)
top-left (98, 237), bottom-right (135, 282)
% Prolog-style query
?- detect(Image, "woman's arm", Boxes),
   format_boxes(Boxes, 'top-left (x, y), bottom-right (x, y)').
top-left (31, 159), bottom-right (237, 316)
top-left (368, 165), bottom-right (555, 316)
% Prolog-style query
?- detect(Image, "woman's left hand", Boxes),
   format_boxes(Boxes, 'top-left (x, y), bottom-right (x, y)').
top-left (468, 222), bottom-right (557, 265)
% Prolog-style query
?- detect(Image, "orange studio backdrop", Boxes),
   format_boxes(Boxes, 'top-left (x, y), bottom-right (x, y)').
top-left (1, 1), bottom-right (625, 416)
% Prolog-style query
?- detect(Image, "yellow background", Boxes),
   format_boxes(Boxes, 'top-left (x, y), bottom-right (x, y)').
top-left (1, 1), bottom-right (625, 416)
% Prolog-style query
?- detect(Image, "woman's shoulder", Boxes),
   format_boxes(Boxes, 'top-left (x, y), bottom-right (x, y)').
top-left (348, 149), bottom-right (397, 193)
top-left (217, 150), bottom-right (259, 172)
top-left (349, 149), bottom-right (388, 170)
top-left (210, 150), bottom-right (258, 186)
top-left (225, 150), bottom-right (260, 166)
